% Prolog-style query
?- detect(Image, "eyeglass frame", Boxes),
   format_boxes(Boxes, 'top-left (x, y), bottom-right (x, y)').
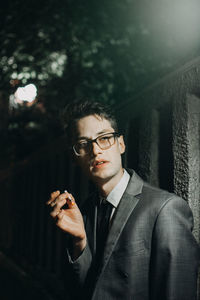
top-left (72, 132), bottom-right (120, 156)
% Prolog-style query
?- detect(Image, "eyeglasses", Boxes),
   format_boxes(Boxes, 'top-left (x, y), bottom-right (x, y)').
top-left (73, 132), bottom-right (120, 156)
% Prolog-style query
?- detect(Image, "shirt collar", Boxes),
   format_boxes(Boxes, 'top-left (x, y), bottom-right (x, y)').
top-left (104, 169), bottom-right (130, 208)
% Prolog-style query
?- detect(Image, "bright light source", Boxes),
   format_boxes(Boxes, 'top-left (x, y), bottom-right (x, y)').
top-left (15, 84), bottom-right (37, 103)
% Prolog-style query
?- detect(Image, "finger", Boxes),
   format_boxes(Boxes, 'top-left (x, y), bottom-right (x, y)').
top-left (46, 190), bottom-right (60, 205)
top-left (50, 192), bottom-right (67, 208)
top-left (50, 204), bottom-right (67, 218)
top-left (53, 197), bottom-right (67, 211)
top-left (50, 209), bottom-right (61, 219)
top-left (56, 210), bottom-right (69, 228)
top-left (56, 209), bottom-right (65, 220)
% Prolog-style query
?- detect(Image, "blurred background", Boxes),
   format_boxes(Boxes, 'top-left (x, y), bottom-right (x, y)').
top-left (0, 0), bottom-right (200, 299)
top-left (1, 0), bottom-right (200, 167)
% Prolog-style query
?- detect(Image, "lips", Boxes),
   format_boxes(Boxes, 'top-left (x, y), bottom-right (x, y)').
top-left (93, 159), bottom-right (109, 168)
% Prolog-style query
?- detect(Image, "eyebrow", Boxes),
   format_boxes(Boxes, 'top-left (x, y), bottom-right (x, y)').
top-left (77, 129), bottom-right (114, 141)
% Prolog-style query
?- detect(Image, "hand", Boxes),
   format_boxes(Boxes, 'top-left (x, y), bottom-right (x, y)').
top-left (46, 190), bottom-right (86, 258)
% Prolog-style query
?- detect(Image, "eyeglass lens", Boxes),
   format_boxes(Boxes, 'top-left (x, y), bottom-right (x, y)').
top-left (74, 133), bottom-right (117, 155)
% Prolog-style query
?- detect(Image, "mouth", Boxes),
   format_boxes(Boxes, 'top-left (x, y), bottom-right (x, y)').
top-left (92, 160), bottom-right (109, 169)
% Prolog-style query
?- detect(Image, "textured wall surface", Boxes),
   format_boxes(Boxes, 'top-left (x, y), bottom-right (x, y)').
top-left (187, 94), bottom-right (200, 242)
top-left (118, 57), bottom-right (200, 245)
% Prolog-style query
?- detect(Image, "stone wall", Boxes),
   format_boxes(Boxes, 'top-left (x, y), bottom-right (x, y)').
top-left (117, 56), bottom-right (200, 243)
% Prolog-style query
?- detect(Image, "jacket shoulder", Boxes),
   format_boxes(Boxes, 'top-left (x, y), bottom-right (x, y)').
top-left (126, 168), bottom-right (179, 206)
top-left (141, 181), bottom-right (190, 214)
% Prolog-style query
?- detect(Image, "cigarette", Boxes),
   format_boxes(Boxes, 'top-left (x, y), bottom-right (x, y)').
top-left (64, 190), bottom-right (74, 204)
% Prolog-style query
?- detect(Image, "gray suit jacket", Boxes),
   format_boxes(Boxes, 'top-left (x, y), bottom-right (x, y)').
top-left (67, 169), bottom-right (200, 300)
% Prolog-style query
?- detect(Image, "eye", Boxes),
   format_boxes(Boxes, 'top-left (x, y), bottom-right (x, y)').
top-left (101, 136), bottom-right (109, 140)
top-left (99, 135), bottom-right (112, 142)
top-left (78, 141), bottom-right (88, 148)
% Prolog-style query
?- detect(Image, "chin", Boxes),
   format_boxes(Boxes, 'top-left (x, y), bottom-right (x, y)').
top-left (90, 170), bottom-right (115, 183)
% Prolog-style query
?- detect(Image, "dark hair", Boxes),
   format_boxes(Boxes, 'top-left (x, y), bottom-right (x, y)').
top-left (61, 99), bottom-right (118, 144)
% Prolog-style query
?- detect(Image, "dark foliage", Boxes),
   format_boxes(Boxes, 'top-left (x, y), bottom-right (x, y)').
top-left (0, 0), bottom-right (200, 167)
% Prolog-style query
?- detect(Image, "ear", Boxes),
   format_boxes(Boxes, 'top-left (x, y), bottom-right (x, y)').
top-left (118, 135), bottom-right (125, 154)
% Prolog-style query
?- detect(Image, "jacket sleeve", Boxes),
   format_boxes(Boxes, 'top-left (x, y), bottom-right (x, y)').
top-left (150, 196), bottom-right (200, 300)
top-left (66, 240), bottom-right (92, 288)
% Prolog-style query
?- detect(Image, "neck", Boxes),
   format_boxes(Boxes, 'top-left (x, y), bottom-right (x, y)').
top-left (95, 169), bottom-right (124, 197)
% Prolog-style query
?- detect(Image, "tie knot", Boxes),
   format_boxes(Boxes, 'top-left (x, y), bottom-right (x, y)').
top-left (99, 195), bottom-right (106, 204)
top-left (99, 198), bottom-right (113, 211)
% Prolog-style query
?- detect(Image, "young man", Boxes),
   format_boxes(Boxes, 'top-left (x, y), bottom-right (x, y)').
top-left (47, 100), bottom-right (200, 300)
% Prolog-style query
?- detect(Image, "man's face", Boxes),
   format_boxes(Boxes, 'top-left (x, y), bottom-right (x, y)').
top-left (73, 115), bottom-right (125, 186)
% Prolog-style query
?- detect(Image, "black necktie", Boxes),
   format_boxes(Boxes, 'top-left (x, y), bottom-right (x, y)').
top-left (96, 200), bottom-right (113, 262)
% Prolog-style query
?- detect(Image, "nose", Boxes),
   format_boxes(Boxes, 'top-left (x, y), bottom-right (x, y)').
top-left (91, 141), bottom-right (103, 156)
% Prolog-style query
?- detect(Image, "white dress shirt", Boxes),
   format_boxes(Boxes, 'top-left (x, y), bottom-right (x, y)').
top-left (100, 169), bottom-right (130, 221)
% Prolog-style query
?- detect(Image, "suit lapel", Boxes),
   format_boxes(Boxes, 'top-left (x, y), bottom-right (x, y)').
top-left (100, 170), bottom-right (143, 273)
